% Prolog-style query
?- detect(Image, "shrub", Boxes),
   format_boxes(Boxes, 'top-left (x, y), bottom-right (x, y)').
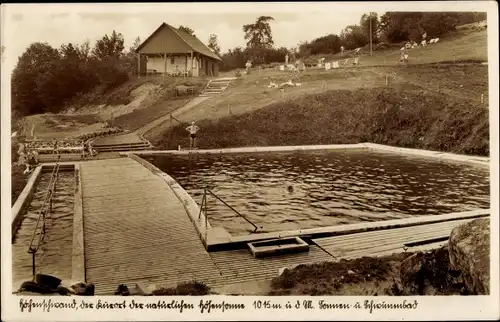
top-left (152, 281), bottom-right (211, 295)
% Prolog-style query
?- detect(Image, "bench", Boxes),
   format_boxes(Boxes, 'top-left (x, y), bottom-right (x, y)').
top-left (175, 85), bottom-right (196, 96)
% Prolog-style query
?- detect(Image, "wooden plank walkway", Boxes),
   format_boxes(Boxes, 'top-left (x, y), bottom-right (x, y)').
top-left (209, 246), bottom-right (334, 285)
top-left (312, 218), bottom-right (476, 259)
top-left (80, 158), bottom-right (225, 294)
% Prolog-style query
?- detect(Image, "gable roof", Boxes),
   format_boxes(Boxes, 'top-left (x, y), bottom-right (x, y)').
top-left (136, 23), bottom-right (221, 61)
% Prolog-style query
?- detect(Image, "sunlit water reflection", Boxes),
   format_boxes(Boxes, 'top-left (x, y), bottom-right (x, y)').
top-left (150, 151), bottom-right (490, 236)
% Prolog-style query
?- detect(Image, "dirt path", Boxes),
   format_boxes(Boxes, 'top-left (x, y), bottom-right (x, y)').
top-left (135, 96), bottom-right (210, 137)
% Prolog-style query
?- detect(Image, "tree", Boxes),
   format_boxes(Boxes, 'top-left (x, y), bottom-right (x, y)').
top-left (301, 34), bottom-right (342, 55)
top-left (340, 25), bottom-right (367, 50)
top-left (178, 25), bottom-right (195, 36)
top-left (379, 12), bottom-right (465, 43)
top-left (123, 36), bottom-right (146, 76)
top-left (11, 42), bottom-right (61, 116)
top-left (92, 30), bottom-right (125, 60)
top-left (243, 16), bottom-right (275, 49)
top-left (297, 41), bottom-right (312, 58)
top-left (220, 46), bottom-right (249, 71)
top-left (78, 39), bottom-right (91, 61)
top-left (243, 16), bottom-right (275, 64)
top-left (129, 36), bottom-right (141, 53)
top-left (207, 34), bottom-right (221, 56)
top-left (360, 12), bottom-right (380, 44)
top-left (60, 43), bottom-right (80, 60)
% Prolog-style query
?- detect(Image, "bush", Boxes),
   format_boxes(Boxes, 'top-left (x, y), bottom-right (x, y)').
top-left (152, 281), bottom-right (211, 296)
top-left (93, 57), bottom-right (130, 91)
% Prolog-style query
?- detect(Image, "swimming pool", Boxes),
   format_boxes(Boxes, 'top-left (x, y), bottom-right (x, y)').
top-left (150, 150), bottom-right (490, 236)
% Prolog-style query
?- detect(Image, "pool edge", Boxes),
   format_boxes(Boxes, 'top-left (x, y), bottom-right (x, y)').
top-left (120, 142), bottom-right (490, 169)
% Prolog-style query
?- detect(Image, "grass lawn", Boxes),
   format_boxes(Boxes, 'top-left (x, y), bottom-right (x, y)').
top-left (155, 84), bottom-right (489, 156)
top-left (20, 114), bottom-right (108, 139)
top-left (303, 29), bottom-right (488, 67)
top-left (108, 97), bottom-right (193, 132)
top-left (167, 30), bottom-right (487, 131)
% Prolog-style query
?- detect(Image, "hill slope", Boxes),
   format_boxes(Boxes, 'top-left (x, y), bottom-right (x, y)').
top-left (155, 85), bottom-right (489, 156)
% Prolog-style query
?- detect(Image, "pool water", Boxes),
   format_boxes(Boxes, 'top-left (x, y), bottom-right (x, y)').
top-left (150, 150), bottom-right (490, 236)
top-left (12, 172), bottom-right (75, 285)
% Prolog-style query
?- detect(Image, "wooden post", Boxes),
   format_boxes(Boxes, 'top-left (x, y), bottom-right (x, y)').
top-left (164, 53), bottom-right (167, 78)
top-left (481, 94), bottom-right (484, 105)
top-left (385, 75), bottom-right (388, 86)
top-left (184, 54), bottom-right (188, 78)
top-left (137, 53), bottom-right (141, 78)
top-left (190, 51), bottom-right (193, 77)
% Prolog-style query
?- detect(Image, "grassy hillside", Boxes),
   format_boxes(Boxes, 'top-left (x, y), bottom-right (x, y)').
top-left (154, 85), bottom-right (489, 156)
top-left (149, 28), bottom-right (488, 149)
top-left (21, 75), bottom-right (209, 139)
top-left (305, 29), bottom-right (487, 67)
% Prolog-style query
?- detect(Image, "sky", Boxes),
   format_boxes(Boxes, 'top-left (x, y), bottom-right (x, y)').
top-left (0, 2), bottom-right (489, 75)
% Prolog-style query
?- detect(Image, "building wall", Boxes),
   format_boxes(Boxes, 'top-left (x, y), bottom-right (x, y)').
top-left (145, 54), bottom-right (219, 77)
top-left (147, 55), bottom-right (195, 74)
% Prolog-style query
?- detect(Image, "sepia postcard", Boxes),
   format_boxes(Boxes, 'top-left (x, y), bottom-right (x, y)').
top-left (1, 1), bottom-right (499, 321)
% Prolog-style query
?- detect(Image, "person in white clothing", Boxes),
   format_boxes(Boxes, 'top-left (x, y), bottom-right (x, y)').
top-left (186, 121), bottom-right (200, 149)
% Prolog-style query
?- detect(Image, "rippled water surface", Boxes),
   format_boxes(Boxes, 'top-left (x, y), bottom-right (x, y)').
top-left (13, 172), bottom-right (75, 283)
top-left (150, 151), bottom-right (490, 236)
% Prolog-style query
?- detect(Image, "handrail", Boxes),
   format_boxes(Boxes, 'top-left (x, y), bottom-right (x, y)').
top-left (198, 187), bottom-right (261, 233)
top-left (201, 79), bottom-right (213, 94)
top-left (170, 114), bottom-right (184, 126)
top-left (27, 156), bottom-right (61, 277)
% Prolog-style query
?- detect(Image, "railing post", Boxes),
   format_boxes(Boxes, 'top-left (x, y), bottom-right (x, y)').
top-left (31, 252), bottom-right (36, 277)
top-left (42, 210), bottom-right (46, 234)
top-left (204, 188), bottom-right (208, 228)
top-left (198, 189), bottom-right (206, 220)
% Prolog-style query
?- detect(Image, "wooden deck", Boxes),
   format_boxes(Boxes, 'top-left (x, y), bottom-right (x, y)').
top-left (80, 158), bottom-right (224, 294)
top-left (209, 246), bottom-right (334, 285)
top-left (312, 218), bottom-right (476, 259)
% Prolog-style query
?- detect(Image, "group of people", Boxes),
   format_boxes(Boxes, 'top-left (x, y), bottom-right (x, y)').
top-left (16, 143), bottom-right (39, 175)
top-left (27, 140), bottom-right (87, 155)
top-left (17, 140), bottom-right (95, 175)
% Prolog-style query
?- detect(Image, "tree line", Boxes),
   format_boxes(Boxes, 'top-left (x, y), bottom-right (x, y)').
top-left (11, 30), bottom-right (145, 119)
top-left (220, 11), bottom-right (486, 70)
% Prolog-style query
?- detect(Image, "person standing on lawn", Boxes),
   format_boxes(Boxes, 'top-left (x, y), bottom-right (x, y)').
top-left (185, 121), bottom-right (200, 149)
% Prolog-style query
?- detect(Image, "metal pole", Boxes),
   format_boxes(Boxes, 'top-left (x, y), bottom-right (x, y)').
top-left (208, 189), bottom-right (259, 231)
top-left (204, 190), bottom-right (208, 228)
top-left (198, 190), bottom-right (206, 220)
top-left (32, 252), bottom-right (36, 277)
top-left (42, 209), bottom-right (46, 234)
